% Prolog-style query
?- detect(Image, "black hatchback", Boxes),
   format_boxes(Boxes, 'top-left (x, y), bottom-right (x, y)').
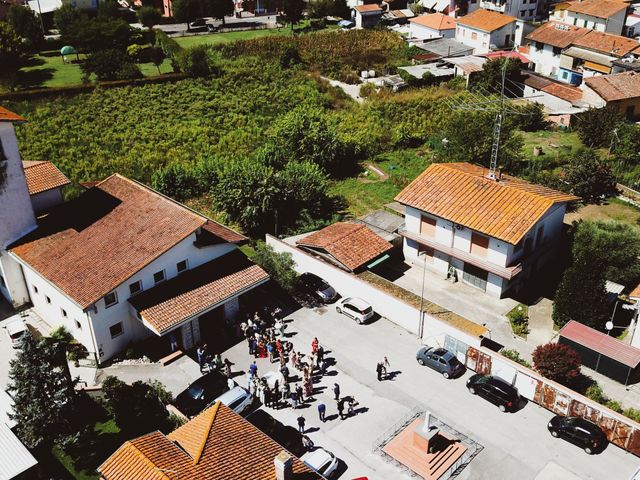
top-left (466, 374), bottom-right (520, 412)
top-left (174, 371), bottom-right (229, 418)
top-left (548, 415), bottom-right (607, 454)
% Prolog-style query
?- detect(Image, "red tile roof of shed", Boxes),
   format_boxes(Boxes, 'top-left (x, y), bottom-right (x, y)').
top-left (22, 161), bottom-right (70, 195)
top-left (559, 320), bottom-right (640, 368)
top-left (0, 107), bottom-right (25, 122)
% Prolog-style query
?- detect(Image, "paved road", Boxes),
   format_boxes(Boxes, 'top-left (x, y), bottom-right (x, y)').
top-left (222, 305), bottom-right (640, 480)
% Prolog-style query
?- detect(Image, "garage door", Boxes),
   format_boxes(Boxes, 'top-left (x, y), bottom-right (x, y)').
top-left (462, 263), bottom-right (488, 291)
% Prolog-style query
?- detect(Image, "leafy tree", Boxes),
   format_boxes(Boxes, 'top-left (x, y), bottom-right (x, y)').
top-left (81, 48), bottom-right (142, 81)
top-left (172, 0), bottom-right (204, 28)
top-left (149, 45), bottom-right (165, 74)
top-left (151, 162), bottom-right (199, 201)
top-left (281, 0), bottom-right (304, 30)
top-left (533, 342), bottom-right (581, 386)
top-left (53, 3), bottom-right (82, 36)
top-left (513, 102), bottom-right (549, 132)
top-left (563, 149), bottom-right (616, 203)
top-left (98, 0), bottom-right (121, 18)
top-left (275, 160), bottom-right (330, 228)
top-left (137, 6), bottom-right (162, 31)
top-left (102, 376), bottom-right (174, 436)
top-left (177, 45), bottom-right (216, 76)
top-left (575, 106), bottom-right (625, 148)
top-left (0, 21), bottom-right (26, 89)
top-left (614, 124), bottom-right (640, 169)
top-left (308, 0), bottom-right (330, 18)
top-left (63, 17), bottom-right (139, 53)
top-left (329, 0), bottom-right (350, 18)
top-left (7, 334), bottom-right (78, 448)
top-left (553, 264), bottom-right (610, 330)
top-left (252, 241), bottom-right (298, 292)
top-left (7, 5), bottom-right (43, 51)
top-left (209, 0), bottom-right (234, 25)
top-left (470, 57), bottom-right (524, 95)
top-left (438, 109), bottom-right (523, 171)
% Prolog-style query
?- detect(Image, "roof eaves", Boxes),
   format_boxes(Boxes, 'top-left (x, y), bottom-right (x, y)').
top-left (98, 437), bottom-right (171, 480)
top-left (193, 401), bottom-right (219, 465)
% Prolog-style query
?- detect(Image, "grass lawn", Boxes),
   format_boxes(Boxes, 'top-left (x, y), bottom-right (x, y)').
top-left (174, 28), bottom-right (289, 48)
top-left (565, 198), bottom-right (640, 228)
top-left (519, 129), bottom-right (584, 161)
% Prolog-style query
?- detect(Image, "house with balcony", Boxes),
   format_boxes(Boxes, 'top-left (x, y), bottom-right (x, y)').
top-left (455, 9), bottom-right (517, 54)
top-left (0, 107), bottom-right (269, 364)
top-left (394, 163), bottom-right (578, 298)
top-left (552, 0), bottom-right (628, 36)
top-left (479, 0), bottom-right (538, 21)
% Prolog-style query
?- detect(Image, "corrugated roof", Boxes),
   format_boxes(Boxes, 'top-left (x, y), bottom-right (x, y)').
top-left (22, 161), bottom-right (70, 195)
top-left (559, 320), bottom-right (640, 368)
top-left (566, 0), bottom-right (627, 19)
top-left (410, 13), bottom-right (457, 30)
top-left (585, 71), bottom-right (640, 101)
top-left (395, 163), bottom-right (579, 245)
top-left (99, 403), bottom-right (321, 480)
top-left (297, 222), bottom-right (393, 271)
top-left (0, 423), bottom-right (38, 480)
top-left (129, 251), bottom-right (269, 335)
top-left (456, 9), bottom-right (516, 32)
top-left (0, 107), bottom-right (25, 122)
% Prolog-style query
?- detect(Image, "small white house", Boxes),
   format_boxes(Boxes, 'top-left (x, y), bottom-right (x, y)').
top-left (479, 0), bottom-right (538, 21)
top-left (553, 0), bottom-right (628, 36)
top-left (352, 4), bottom-right (383, 28)
top-left (395, 163), bottom-right (579, 297)
top-left (455, 9), bottom-right (517, 54)
top-left (22, 160), bottom-right (70, 214)
top-left (409, 13), bottom-right (457, 40)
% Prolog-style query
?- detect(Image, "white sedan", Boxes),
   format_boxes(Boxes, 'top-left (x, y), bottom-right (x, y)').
top-left (335, 297), bottom-right (374, 324)
top-left (214, 386), bottom-right (253, 415)
top-left (300, 447), bottom-right (339, 478)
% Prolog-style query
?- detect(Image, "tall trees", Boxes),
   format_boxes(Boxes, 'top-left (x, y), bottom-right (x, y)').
top-left (575, 106), bottom-right (625, 148)
top-left (252, 241), bottom-right (298, 292)
top-left (0, 22), bottom-right (26, 89)
top-left (137, 6), bottom-right (162, 31)
top-left (563, 150), bottom-right (617, 203)
top-left (209, 0), bottom-right (234, 25)
top-left (172, 0), bottom-right (204, 29)
top-left (7, 5), bottom-right (43, 50)
top-left (53, 3), bottom-right (82, 37)
top-left (470, 57), bottom-right (524, 95)
top-left (280, 0), bottom-right (304, 30)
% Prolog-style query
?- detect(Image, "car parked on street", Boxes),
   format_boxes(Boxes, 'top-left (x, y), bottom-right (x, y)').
top-left (298, 272), bottom-right (337, 303)
top-left (466, 374), bottom-right (520, 412)
top-left (336, 297), bottom-right (374, 324)
top-left (3, 319), bottom-right (29, 348)
top-left (547, 415), bottom-right (607, 454)
top-left (189, 18), bottom-right (208, 31)
top-left (416, 346), bottom-right (464, 379)
top-left (213, 386), bottom-right (253, 415)
top-left (300, 447), bottom-right (339, 478)
top-left (174, 371), bottom-right (230, 418)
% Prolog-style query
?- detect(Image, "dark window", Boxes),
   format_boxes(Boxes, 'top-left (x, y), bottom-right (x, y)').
top-left (61, 308), bottom-right (67, 317)
top-left (46, 296), bottom-right (51, 304)
top-left (33, 285), bottom-right (39, 294)
top-left (0, 275), bottom-right (5, 288)
top-left (75, 319), bottom-right (82, 330)
top-left (104, 291), bottom-right (118, 308)
top-left (109, 322), bottom-right (123, 338)
top-left (153, 270), bottom-right (166, 284)
top-left (553, 46), bottom-right (562, 56)
top-left (129, 281), bottom-right (142, 296)
top-left (177, 260), bottom-right (188, 273)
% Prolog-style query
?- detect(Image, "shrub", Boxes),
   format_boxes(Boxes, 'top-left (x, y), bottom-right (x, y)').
top-left (585, 383), bottom-right (607, 404)
top-left (532, 342), bottom-right (581, 386)
top-left (506, 304), bottom-right (529, 337)
top-left (623, 408), bottom-right (640, 423)
top-left (252, 241), bottom-right (298, 292)
top-left (359, 82), bottom-right (376, 98)
top-left (606, 400), bottom-right (623, 413)
top-left (177, 45), bottom-right (217, 77)
top-left (81, 49), bottom-right (142, 81)
top-left (500, 348), bottom-right (531, 368)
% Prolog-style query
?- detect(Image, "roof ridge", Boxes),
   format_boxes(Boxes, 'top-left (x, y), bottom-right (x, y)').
top-left (193, 401), bottom-right (220, 465)
top-left (328, 222), bottom-right (365, 245)
top-left (99, 438), bottom-right (172, 480)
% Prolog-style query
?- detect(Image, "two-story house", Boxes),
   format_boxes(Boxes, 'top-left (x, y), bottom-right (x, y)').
top-left (479, 0), bottom-right (538, 21)
top-left (0, 107), bottom-right (269, 364)
top-left (395, 163), bottom-right (578, 298)
top-left (455, 9), bottom-right (517, 54)
top-left (552, 0), bottom-right (628, 36)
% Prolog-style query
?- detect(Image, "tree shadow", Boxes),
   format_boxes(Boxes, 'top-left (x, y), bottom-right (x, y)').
top-left (17, 67), bottom-right (55, 90)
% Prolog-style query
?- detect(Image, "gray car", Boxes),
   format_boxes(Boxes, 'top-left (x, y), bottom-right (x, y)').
top-left (416, 346), bottom-right (464, 379)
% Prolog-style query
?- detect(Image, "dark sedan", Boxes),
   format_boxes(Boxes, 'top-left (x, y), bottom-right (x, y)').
top-left (416, 346), bottom-right (464, 379)
top-left (298, 272), bottom-right (337, 303)
top-left (174, 371), bottom-right (229, 418)
top-left (466, 374), bottom-right (520, 412)
top-left (548, 415), bottom-right (607, 454)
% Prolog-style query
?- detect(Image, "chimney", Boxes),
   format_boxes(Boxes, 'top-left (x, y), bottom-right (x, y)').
top-left (275, 451), bottom-right (293, 480)
top-left (422, 411), bottom-right (432, 433)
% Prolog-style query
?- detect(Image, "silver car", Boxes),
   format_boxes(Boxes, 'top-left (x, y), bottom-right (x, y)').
top-left (336, 297), bottom-right (374, 324)
top-left (300, 447), bottom-right (339, 478)
top-left (416, 346), bottom-right (464, 379)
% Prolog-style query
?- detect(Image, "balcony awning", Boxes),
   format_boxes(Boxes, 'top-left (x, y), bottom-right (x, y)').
top-left (400, 230), bottom-right (522, 280)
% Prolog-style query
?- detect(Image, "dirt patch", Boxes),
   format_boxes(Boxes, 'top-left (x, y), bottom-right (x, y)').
top-left (564, 200), bottom-right (640, 227)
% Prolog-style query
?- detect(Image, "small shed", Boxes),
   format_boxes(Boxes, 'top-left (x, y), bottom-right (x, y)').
top-left (559, 320), bottom-right (640, 385)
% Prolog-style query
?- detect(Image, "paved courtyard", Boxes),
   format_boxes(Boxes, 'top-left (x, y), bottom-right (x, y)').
top-left (222, 305), bottom-right (640, 480)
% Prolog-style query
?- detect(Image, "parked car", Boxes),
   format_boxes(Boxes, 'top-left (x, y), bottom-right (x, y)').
top-left (298, 272), bottom-right (337, 303)
top-left (466, 374), bottom-right (520, 412)
top-left (174, 371), bottom-right (230, 418)
top-left (206, 23), bottom-right (219, 32)
top-left (189, 18), bottom-right (208, 30)
top-left (416, 346), bottom-right (464, 379)
top-left (336, 297), bottom-right (374, 324)
top-left (214, 386), bottom-right (253, 415)
top-left (300, 447), bottom-right (339, 478)
top-left (547, 415), bottom-right (607, 454)
top-left (246, 410), bottom-right (305, 457)
top-left (3, 319), bottom-right (29, 348)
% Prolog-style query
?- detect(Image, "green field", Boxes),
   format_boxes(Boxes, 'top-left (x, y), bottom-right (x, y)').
top-left (174, 28), bottom-right (290, 48)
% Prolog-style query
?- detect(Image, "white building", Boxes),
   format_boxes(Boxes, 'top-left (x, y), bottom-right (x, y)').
top-left (479, 0), bottom-right (538, 21)
top-left (0, 107), bottom-right (269, 364)
top-left (409, 13), bottom-right (457, 40)
top-left (526, 21), bottom-right (589, 79)
top-left (395, 163), bottom-right (578, 297)
top-left (352, 4), bottom-right (383, 28)
top-left (552, 0), bottom-right (628, 36)
top-left (22, 160), bottom-right (70, 214)
top-left (455, 9), bottom-right (517, 54)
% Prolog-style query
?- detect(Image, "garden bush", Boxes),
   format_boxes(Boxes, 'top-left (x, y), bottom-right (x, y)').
top-left (532, 342), bottom-right (581, 386)
top-left (499, 348), bottom-right (531, 368)
top-left (506, 304), bottom-right (529, 337)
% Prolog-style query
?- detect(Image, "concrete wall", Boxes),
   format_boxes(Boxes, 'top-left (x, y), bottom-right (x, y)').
top-left (266, 235), bottom-right (484, 348)
top-left (563, 9), bottom-right (625, 35)
top-left (479, 0), bottom-right (538, 19)
top-left (529, 43), bottom-right (562, 77)
top-left (456, 23), bottom-right (516, 53)
top-left (409, 22), bottom-right (455, 40)
top-left (30, 188), bottom-right (64, 214)
top-left (523, 84), bottom-right (575, 111)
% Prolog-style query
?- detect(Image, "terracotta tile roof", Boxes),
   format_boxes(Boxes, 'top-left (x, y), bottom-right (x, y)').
top-left (585, 71), bottom-right (640, 101)
top-left (542, 81), bottom-right (584, 103)
top-left (560, 320), bottom-right (640, 368)
top-left (456, 9), bottom-right (516, 32)
top-left (10, 175), bottom-right (208, 309)
top-left (129, 250), bottom-right (269, 334)
top-left (573, 30), bottom-right (640, 56)
top-left (410, 13), bottom-right (457, 30)
top-left (566, 0), bottom-right (627, 19)
top-left (0, 107), bottom-right (25, 122)
top-left (297, 222), bottom-right (393, 271)
top-left (201, 221), bottom-right (247, 244)
top-left (630, 282), bottom-right (640, 298)
top-left (354, 3), bottom-right (382, 12)
top-left (395, 163), bottom-right (579, 245)
top-left (99, 403), bottom-right (322, 480)
top-left (526, 21), bottom-right (589, 48)
top-left (22, 161), bottom-right (70, 195)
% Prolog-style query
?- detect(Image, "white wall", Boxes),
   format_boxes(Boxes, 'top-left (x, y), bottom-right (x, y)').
top-left (0, 123), bottom-right (36, 250)
top-left (529, 43), bottom-right (562, 77)
top-left (30, 188), bottom-right (64, 214)
top-left (409, 23), bottom-right (455, 40)
top-left (456, 22), bottom-right (515, 53)
top-left (0, 253), bottom-right (29, 307)
top-left (479, 0), bottom-right (537, 20)
top-left (523, 85), bottom-right (575, 111)
top-left (563, 9), bottom-right (626, 35)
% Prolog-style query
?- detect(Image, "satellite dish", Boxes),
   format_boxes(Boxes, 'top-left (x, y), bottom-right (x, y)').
top-left (605, 321), bottom-right (614, 331)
